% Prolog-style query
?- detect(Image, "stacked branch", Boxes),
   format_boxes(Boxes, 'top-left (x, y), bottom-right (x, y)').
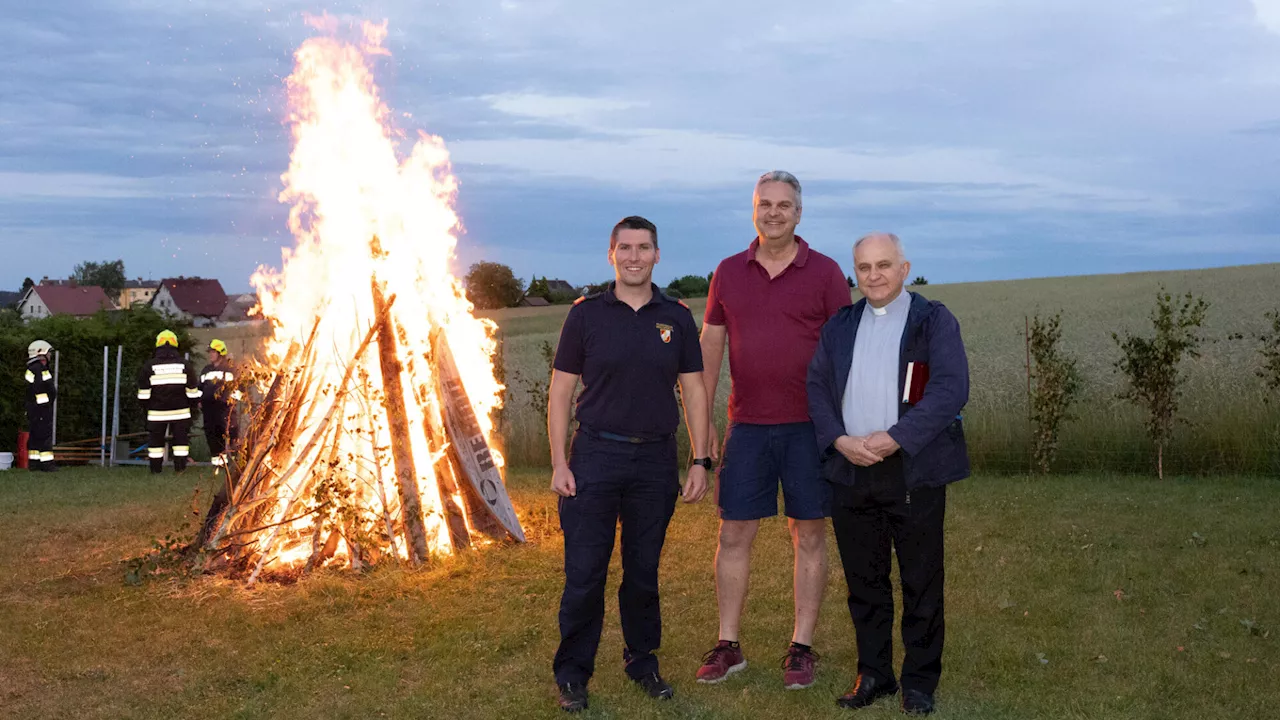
top-left (193, 288), bottom-right (525, 584)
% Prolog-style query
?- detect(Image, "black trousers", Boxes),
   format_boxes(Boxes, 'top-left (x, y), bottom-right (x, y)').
top-left (26, 407), bottom-right (54, 469)
top-left (553, 431), bottom-right (679, 686)
top-left (831, 453), bottom-right (947, 694)
top-left (147, 418), bottom-right (191, 473)
top-left (204, 404), bottom-right (238, 463)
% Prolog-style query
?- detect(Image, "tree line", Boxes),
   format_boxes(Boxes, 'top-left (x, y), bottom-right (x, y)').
top-left (463, 262), bottom-right (719, 309)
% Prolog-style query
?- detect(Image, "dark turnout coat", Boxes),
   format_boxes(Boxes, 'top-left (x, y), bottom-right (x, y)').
top-left (806, 291), bottom-right (971, 490)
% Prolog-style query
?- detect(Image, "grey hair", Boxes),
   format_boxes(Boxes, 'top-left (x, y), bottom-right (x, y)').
top-left (854, 232), bottom-right (906, 260)
top-left (754, 170), bottom-right (802, 208)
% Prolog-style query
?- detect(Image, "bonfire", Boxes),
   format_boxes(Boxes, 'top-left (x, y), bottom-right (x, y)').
top-left (194, 19), bottom-right (523, 583)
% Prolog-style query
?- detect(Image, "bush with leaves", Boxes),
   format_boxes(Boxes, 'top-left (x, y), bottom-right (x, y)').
top-left (1111, 288), bottom-right (1209, 478)
top-left (0, 306), bottom-right (197, 453)
top-left (666, 274), bottom-right (711, 298)
top-left (1258, 310), bottom-right (1280, 401)
top-left (1028, 312), bottom-right (1082, 473)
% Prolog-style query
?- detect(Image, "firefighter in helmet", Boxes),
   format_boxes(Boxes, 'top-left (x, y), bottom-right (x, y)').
top-left (137, 330), bottom-right (200, 474)
top-left (24, 340), bottom-right (57, 472)
top-left (199, 338), bottom-right (242, 469)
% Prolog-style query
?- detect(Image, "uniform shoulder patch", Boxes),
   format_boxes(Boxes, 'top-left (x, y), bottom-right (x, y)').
top-left (658, 290), bottom-right (690, 309)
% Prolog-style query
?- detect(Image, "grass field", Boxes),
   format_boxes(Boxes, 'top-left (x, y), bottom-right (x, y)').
top-left (483, 263), bottom-right (1280, 474)
top-left (2, 465), bottom-right (1277, 719)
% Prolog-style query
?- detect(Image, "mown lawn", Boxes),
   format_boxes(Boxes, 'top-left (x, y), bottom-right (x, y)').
top-left (1, 466), bottom-right (1277, 719)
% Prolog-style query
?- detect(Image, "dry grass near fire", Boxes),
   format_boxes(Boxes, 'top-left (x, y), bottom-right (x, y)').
top-left (2, 465), bottom-right (1277, 719)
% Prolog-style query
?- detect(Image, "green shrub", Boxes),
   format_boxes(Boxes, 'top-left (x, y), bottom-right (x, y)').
top-left (1112, 288), bottom-right (1209, 478)
top-left (1258, 309), bottom-right (1280, 401)
top-left (1029, 312), bottom-right (1082, 474)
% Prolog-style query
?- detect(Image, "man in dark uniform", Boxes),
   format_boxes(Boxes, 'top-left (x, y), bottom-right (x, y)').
top-left (199, 338), bottom-right (242, 470)
top-left (549, 215), bottom-right (711, 713)
top-left (24, 340), bottom-right (57, 472)
top-left (137, 330), bottom-right (201, 474)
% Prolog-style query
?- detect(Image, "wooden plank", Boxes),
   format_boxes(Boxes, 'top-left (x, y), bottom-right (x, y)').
top-left (372, 278), bottom-right (429, 564)
top-left (432, 332), bottom-right (526, 543)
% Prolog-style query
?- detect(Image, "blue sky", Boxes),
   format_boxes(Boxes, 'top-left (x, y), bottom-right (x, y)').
top-left (3, 0), bottom-right (1279, 293)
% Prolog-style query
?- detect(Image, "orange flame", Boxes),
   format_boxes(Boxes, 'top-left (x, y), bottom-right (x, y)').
top-left (249, 19), bottom-right (504, 565)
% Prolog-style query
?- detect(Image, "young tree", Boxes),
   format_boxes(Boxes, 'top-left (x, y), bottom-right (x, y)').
top-left (1028, 312), bottom-right (1082, 473)
top-left (912, 276), bottom-right (929, 286)
top-left (526, 276), bottom-right (551, 302)
top-left (71, 259), bottom-right (126, 297)
top-left (1259, 309), bottom-right (1280, 401)
top-left (1111, 288), bottom-right (1209, 478)
top-left (463, 262), bottom-right (524, 310)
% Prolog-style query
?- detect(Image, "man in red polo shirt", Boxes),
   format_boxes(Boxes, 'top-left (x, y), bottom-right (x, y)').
top-left (696, 171), bottom-right (851, 690)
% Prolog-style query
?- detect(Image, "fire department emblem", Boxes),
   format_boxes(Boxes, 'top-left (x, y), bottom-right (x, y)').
top-left (655, 323), bottom-right (673, 344)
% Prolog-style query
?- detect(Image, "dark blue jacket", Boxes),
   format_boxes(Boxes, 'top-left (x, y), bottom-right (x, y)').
top-left (806, 291), bottom-right (971, 489)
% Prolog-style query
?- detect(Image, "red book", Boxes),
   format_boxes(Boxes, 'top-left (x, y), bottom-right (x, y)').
top-left (903, 362), bottom-right (930, 404)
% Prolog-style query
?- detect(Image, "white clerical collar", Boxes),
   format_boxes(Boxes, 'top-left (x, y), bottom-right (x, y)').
top-left (868, 290), bottom-right (909, 316)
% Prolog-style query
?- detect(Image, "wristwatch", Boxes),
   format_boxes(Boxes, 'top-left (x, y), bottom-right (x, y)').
top-left (691, 457), bottom-right (713, 470)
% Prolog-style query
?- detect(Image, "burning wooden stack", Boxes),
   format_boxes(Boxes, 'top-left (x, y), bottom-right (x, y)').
top-left (189, 21), bottom-right (526, 582)
top-left (196, 268), bottom-right (524, 583)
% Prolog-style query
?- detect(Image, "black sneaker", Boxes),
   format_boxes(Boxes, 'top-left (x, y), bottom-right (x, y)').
top-left (632, 671), bottom-right (674, 700)
top-left (557, 682), bottom-right (588, 713)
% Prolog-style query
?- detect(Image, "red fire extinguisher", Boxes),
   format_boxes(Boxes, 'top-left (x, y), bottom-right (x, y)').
top-left (17, 431), bottom-right (29, 469)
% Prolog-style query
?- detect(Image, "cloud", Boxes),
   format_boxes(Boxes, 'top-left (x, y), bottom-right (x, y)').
top-left (481, 92), bottom-right (646, 124)
top-left (1, 0), bottom-right (1278, 292)
top-left (1254, 0), bottom-right (1280, 34)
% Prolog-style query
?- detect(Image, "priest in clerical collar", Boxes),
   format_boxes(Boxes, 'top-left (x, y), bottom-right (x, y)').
top-left (806, 232), bottom-right (972, 716)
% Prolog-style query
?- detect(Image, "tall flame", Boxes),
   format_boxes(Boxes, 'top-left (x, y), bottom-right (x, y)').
top-left (248, 19), bottom-right (503, 564)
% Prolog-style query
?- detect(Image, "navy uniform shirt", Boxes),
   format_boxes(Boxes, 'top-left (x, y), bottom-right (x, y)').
top-left (553, 282), bottom-right (703, 437)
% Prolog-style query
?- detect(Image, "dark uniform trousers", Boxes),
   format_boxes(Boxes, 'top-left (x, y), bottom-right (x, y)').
top-left (832, 452), bottom-right (947, 694)
top-left (27, 407), bottom-right (54, 469)
top-left (195, 405), bottom-right (239, 546)
top-left (148, 419), bottom-right (192, 473)
top-left (554, 430), bottom-right (679, 686)
top-left (204, 403), bottom-right (238, 460)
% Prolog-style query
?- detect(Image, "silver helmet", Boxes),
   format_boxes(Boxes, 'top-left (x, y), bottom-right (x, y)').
top-left (27, 340), bottom-right (52, 359)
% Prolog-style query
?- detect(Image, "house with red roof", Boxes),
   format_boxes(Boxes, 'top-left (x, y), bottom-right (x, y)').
top-left (17, 284), bottom-right (117, 321)
top-left (151, 277), bottom-right (228, 327)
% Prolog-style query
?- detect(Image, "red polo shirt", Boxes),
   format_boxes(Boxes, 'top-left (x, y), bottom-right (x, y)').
top-left (705, 237), bottom-right (851, 424)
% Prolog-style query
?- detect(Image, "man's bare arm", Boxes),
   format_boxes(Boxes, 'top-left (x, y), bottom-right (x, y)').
top-left (699, 322), bottom-right (727, 459)
top-left (548, 369), bottom-right (580, 496)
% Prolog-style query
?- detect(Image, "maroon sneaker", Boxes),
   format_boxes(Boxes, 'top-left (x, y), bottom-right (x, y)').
top-left (696, 640), bottom-right (747, 683)
top-left (782, 645), bottom-right (818, 689)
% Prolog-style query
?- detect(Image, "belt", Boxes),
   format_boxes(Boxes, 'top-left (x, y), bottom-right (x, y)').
top-left (579, 424), bottom-right (673, 444)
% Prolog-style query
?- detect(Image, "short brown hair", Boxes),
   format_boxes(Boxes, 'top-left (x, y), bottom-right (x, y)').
top-left (610, 215), bottom-right (658, 250)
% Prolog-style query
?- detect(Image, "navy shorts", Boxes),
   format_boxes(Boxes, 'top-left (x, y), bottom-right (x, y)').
top-left (716, 421), bottom-right (830, 521)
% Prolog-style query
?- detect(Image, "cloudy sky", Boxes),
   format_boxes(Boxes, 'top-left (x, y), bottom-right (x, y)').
top-left (3, 0), bottom-right (1280, 293)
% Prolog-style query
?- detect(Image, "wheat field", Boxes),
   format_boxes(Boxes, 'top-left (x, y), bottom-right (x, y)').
top-left (489, 262), bottom-right (1280, 475)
